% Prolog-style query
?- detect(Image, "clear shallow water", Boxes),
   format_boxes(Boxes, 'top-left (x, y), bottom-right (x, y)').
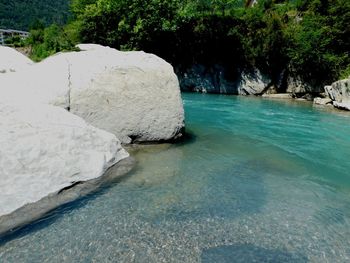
top-left (1, 93), bottom-right (350, 262)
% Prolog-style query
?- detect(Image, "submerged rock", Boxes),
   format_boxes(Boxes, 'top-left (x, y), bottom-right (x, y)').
top-left (0, 45), bottom-right (185, 143)
top-left (313, 97), bottom-right (332, 106)
top-left (0, 101), bottom-right (129, 234)
top-left (0, 46), bottom-right (33, 73)
top-left (262, 93), bottom-right (293, 99)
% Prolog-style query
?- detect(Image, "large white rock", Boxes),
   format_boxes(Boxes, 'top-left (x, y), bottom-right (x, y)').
top-left (0, 46), bottom-right (33, 73)
top-left (72, 46), bottom-right (184, 143)
top-left (0, 102), bottom-right (129, 217)
top-left (0, 45), bottom-right (185, 143)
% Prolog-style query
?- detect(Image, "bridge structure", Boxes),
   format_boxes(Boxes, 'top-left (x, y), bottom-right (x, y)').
top-left (0, 29), bottom-right (30, 46)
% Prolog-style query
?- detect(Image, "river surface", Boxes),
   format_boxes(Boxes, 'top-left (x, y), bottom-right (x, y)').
top-left (1, 93), bottom-right (350, 262)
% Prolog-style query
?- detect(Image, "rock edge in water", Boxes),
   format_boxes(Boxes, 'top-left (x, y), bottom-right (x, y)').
top-left (0, 101), bottom-right (130, 236)
top-left (0, 44), bottom-right (185, 236)
top-left (0, 157), bottom-right (135, 237)
top-left (313, 78), bottom-right (350, 111)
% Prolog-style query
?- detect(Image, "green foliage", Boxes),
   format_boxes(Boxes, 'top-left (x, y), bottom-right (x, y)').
top-left (7, 0), bottom-right (348, 86)
top-left (340, 65), bottom-right (350, 80)
top-left (68, 0), bottom-right (349, 85)
top-left (0, 0), bottom-right (70, 30)
top-left (4, 35), bottom-right (26, 47)
top-left (27, 24), bottom-right (77, 62)
top-left (285, 0), bottom-right (350, 83)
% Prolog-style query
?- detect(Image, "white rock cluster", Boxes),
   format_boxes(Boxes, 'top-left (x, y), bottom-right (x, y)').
top-left (313, 78), bottom-right (350, 110)
top-left (0, 45), bottom-right (184, 230)
top-left (0, 44), bottom-right (185, 143)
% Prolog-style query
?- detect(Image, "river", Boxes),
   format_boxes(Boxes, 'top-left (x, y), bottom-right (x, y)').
top-left (1, 93), bottom-right (350, 262)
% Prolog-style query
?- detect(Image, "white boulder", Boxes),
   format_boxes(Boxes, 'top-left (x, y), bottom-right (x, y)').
top-left (0, 101), bottom-right (129, 217)
top-left (0, 46), bottom-right (33, 73)
top-left (70, 46), bottom-right (184, 143)
top-left (0, 45), bottom-right (185, 143)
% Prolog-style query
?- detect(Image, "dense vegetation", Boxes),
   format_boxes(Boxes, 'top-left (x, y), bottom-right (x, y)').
top-left (0, 0), bottom-right (70, 30)
top-left (24, 0), bottom-right (350, 86)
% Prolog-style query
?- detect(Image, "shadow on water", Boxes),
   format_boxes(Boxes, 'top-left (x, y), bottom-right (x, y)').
top-left (201, 244), bottom-right (308, 263)
top-left (177, 128), bottom-right (198, 146)
top-left (0, 197), bottom-right (93, 246)
top-left (0, 161), bottom-right (136, 246)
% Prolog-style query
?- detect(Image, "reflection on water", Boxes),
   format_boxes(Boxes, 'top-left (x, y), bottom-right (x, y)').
top-left (1, 93), bottom-right (350, 262)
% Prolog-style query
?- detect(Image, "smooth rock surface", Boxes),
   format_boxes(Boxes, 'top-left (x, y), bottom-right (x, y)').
top-left (0, 46), bottom-right (33, 74)
top-left (0, 101), bottom-right (129, 218)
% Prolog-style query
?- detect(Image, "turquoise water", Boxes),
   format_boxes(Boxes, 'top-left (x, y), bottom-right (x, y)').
top-left (1, 93), bottom-right (350, 262)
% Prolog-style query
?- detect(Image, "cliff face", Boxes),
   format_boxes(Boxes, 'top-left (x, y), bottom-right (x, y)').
top-left (177, 64), bottom-right (324, 97)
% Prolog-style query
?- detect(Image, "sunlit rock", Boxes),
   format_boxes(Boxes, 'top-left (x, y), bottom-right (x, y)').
top-left (0, 45), bottom-right (185, 143)
top-left (0, 101), bottom-right (128, 218)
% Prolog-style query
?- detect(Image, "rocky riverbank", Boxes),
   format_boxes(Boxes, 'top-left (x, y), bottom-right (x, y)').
top-left (177, 63), bottom-right (350, 111)
top-left (0, 45), bottom-right (185, 235)
top-left (177, 64), bottom-right (322, 97)
top-left (318, 79), bottom-right (350, 111)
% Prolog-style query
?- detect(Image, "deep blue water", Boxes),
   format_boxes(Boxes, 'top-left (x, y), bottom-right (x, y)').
top-left (1, 93), bottom-right (350, 262)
